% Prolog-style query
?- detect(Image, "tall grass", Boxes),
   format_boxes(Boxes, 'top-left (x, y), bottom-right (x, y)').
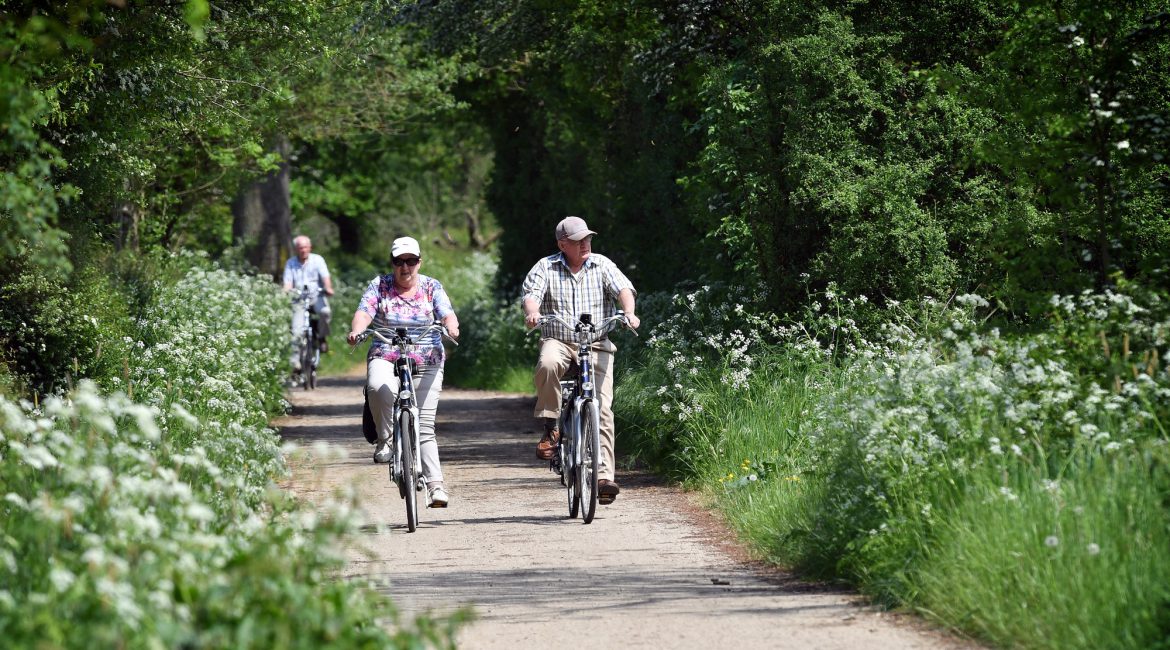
top-left (918, 453), bottom-right (1170, 649)
top-left (616, 283), bottom-right (1170, 649)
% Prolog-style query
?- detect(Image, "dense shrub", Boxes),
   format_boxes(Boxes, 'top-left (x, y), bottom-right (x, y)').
top-left (617, 281), bottom-right (1170, 649)
top-left (0, 256), bottom-right (464, 648)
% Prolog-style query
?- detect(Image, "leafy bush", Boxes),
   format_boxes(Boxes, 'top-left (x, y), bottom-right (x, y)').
top-left (0, 257), bottom-right (135, 397)
top-left (443, 293), bottom-right (532, 392)
top-left (0, 256), bottom-right (464, 648)
top-left (617, 281), bottom-right (1170, 649)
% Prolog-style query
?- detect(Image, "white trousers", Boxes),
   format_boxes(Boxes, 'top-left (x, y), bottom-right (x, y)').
top-left (367, 358), bottom-right (445, 484)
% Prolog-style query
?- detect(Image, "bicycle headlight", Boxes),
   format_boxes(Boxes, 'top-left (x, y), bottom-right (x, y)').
top-left (581, 381), bottom-right (594, 392)
top-left (398, 389), bottom-right (413, 400)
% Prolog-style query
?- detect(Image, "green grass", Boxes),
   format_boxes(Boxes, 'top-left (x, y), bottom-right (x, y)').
top-left (917, 455), bottom-right (1170, 649)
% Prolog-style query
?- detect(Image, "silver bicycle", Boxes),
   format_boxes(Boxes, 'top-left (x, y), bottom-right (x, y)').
top-left (354, 324), bottom-right (455, 532)
top-left (529, 311), bottom-right (632, 523)
top-left (293, 285), bottom-right (321, 390)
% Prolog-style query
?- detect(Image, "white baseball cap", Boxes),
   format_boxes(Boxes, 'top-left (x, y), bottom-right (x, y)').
top-left (391, 237), bottom-right (421, 259)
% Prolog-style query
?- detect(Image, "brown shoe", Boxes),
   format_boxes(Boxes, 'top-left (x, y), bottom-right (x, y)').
top-left (536, 429), bottom-right (560, 460)
top-left (598, 479), bottom-right (620, 505)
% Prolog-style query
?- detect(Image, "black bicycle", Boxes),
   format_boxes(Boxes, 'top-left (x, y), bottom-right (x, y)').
top-left (354, 324), bottom-right (455, 532)
top-left (529, 311), bottom-right (632, 523)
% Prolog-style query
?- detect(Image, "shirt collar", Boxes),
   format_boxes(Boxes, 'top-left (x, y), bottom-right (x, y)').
top-left (554, 252), bottom-right (595, 269)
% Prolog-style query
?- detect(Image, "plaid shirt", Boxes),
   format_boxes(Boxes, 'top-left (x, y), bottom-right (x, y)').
top-left (520, 252), bottom-right (636, 342)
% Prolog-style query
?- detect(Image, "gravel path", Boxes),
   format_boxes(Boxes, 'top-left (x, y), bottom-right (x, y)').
top-left (276, 370), bottom-right (973, 649)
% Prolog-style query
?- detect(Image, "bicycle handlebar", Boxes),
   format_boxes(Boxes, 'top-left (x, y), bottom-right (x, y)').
top-left (293, 284), bottom-right (320, 303)
top-left (352, 323), bottom-right (458, 348)
top-left (526, 311), bottom-right (636, 341)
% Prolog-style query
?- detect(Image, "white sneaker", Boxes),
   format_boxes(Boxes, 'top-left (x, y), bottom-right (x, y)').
top-left (428, 484), bottom-right (449, 508)
top-left (373, 440), bottom-right (392, 464)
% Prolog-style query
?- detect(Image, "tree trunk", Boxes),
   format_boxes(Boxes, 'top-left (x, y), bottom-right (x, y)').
top-left (113, 201), bottom-right (142, 252)
top-left (320, 208), bottom-right (362, 255)
top-left (232, 135), bottom-right (292, 281)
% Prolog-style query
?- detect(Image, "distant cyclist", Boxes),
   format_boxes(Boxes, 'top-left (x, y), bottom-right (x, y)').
top-left (521, 216), bottom-right (640, 505)
top-left (283, 235), bottom-right (335, 372)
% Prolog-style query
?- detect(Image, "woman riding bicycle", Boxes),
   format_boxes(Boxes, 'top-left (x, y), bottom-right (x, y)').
top-left (347, 237), bottom-right (460, 507)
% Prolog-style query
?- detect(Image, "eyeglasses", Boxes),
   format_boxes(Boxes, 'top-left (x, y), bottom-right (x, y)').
top-left (392, 257), bottom-right (420, 267)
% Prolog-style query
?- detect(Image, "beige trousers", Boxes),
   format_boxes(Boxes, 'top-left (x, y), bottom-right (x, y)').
top-left (533, 338), bottom-right (617, 481)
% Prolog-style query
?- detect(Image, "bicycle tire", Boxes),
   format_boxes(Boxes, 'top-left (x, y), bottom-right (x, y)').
top-left (300, 340), bottom-right (314, 391)
top-left (566, 415), bottom-right (579, 519)
top-left (557, 411), bottom-right (569, 486)
top-left (579, 400), bottom-right (600, 523)
top-left (401, 410), bottom-right (419, 532)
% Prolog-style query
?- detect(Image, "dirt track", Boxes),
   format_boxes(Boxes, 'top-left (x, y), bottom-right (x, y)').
top-left (275, 369), bottom-right (973, 649)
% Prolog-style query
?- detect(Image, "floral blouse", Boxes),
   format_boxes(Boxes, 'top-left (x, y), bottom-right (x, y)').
top-left (356, 274), bottom-right (454, 367)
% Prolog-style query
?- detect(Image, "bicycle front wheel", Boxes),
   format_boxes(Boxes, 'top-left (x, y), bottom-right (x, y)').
top-left (299, 340), bottom-right (314, 391)
top-left (565, 417), bottom-right (579, 519)
top-left (400, 411), bottom-right (419, 532)
top-left (578, 400), bottom-right (600, 523)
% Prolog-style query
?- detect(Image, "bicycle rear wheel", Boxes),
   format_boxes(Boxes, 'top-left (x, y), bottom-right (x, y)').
top-left (579, 400), bottom-right (600, 523)
top-left (400, 411), bottom-right (419, 532)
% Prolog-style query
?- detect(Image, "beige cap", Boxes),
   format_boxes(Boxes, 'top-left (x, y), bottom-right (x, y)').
top-left (391, 237), bottom-right (421, 258)
top-left (555, 216), bottom-right (597, 241)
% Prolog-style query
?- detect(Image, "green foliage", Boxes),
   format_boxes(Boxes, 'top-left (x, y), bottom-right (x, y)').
top-left (442, 294), bottom-right (533, 392)
top-left (2, 0), bottom-right (467, 280)
top-left (290, 120), bottom-right (492, 267)
top-left (2, 0), bottom-right (469, 389)
top-left (0, 256), bottom-right (464, 648)
top-left (918, 454), bottom-right (1170, 649)
top-left (617, 282), bottom-right (1170, 648)
top-left (0, 251), bottom-right (134, 396)
top-left (970, 3), bottom-right (1170, 286)
top-left (404, 0), bottom-right (1168, 316)
top-left (406, 0), bottom-right (711, 294)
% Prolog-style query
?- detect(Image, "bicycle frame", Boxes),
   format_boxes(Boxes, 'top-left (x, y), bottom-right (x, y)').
top-left (391, 335), bottom-right (423, 496)
top-left (294, 285), bottom-right (320, 389)
top-left (355, 323), bottom-right (454, 532)
top-left (530, 311), bottom-right (629, 523)
top-left (559, 333), bottom-right (596, 473)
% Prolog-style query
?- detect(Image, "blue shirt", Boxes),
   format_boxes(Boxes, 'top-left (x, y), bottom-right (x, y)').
top-left (283, 253), bottom-right (331, 294)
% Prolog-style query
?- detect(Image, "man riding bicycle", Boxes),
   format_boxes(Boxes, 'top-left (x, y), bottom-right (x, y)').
top-left (283, 235), bottom-right (335, 370)
top-left (521, 216), bottom-right (640, 505)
